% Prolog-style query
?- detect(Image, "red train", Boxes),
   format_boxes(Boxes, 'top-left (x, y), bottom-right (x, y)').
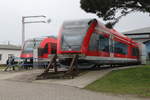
top-left (57, 19), bottom-right (145, 67)
top-left (20, 36), bottom-right (57, 66)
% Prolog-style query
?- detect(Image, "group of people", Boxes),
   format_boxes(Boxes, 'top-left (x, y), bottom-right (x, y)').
top-left (4, 56), bottom-right (34, 71)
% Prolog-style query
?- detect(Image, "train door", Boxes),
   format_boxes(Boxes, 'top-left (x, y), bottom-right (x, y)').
top-left (38, 43), bottom-right (49, 58)
top-left (88, 32), bottom-right (99, 56)
top-left (98, 33), bottom-right (110, 57)
top-left (110, 35), bottom-right (114, 58)
top-left (50, 43), bottom-right (57, 54)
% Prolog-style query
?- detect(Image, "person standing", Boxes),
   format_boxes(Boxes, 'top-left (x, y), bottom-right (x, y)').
top-left (11, 56), bottom-right (15, 70)
top-left (4, 56), bottom-right (15, 71)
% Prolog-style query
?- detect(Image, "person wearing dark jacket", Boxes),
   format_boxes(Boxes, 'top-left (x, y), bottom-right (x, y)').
top-left (4, 56), bottom-right (15, 71)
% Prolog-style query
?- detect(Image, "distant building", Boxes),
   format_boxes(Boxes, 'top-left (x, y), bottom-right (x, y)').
top-left (123, 27), bottom-right (150, 60)
top-left (0, 44), bottom-right (21, 65)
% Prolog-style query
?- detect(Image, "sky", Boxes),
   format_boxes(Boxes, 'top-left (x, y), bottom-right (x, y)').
top-left (0, 0), bottom-right (150, 45)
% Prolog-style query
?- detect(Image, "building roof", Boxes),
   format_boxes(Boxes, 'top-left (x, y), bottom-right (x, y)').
top-left (123, 27), bottom-right (150, 35)
top-left (0, 44), bottom-right (21, 50)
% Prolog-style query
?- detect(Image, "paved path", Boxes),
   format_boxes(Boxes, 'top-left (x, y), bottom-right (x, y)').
top-left (0, 68), bottom-right (110, 88)
top-left (34, 66), bottom-right (141, 88)
top-left (35, 70), bottom-right (111, 88)
top-left (0, 80), bottom-right (149, 100)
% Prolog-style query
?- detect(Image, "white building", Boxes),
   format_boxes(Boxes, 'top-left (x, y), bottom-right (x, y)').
top-left (0, 44), bottom-right (21, 65)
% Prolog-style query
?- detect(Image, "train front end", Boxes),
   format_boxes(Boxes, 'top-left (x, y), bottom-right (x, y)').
top-left (20, 39), bottom-right (42, 59)
top-left (57, 19), bottom-right (97, 68)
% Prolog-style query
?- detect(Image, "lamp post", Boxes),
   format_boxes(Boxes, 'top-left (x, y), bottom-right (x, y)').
top-left (22, 15), bottom-right (50, 46)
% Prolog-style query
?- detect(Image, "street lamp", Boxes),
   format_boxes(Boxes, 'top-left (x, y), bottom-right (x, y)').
top-left (22, 15), bottom-right (50, 46)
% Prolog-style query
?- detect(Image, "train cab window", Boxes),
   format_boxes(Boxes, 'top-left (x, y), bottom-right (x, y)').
top-left (99, 34), bottom-right (109, 52)
top-left (88, 32), bottom-right (99, 51)
top-left (114, 41), bottom-right (128, 55)
top-left (132, 48), bottom-right (139, 56)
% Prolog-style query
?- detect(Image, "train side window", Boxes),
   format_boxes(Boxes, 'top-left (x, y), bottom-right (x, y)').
top-left (114, 41), bottom-right (128, 55)
top-left (43, 44), bottom-right (48, 54)
top-left (88, 32), bottom-right (99, 51)
top-left (132, 48), bottom-right (139, 56)
top-left (99, 34), bottom-right (109, 52)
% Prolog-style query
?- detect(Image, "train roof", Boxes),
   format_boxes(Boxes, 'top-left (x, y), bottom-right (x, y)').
top-left (63, 18), bottom-right (126, 37)
top-left (25, 36), bottom-right (57, 42)
top-left (95, 19), bottom-right (138, 45)
top-left (63, 19), bottom-right (92, 25)
top-left (40, 36), bottom-right (57, 39)
top-left (62, 18), bottom-right (138, 46)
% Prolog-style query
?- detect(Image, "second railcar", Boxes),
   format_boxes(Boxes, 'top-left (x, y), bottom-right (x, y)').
top-left (20, 36), bottom-right (57, 67)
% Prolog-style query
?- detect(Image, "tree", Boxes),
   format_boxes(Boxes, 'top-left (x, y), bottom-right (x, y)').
top-left (80, 0), bottom-right (150, 28)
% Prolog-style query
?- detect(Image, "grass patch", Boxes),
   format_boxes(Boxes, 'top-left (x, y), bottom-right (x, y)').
top-left (85, 65), bottom-right (150, 97)
top-left (0, 66), bottom-right (6, 70)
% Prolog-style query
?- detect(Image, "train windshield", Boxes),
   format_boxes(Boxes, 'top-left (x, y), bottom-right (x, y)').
top-left (61, 20), bottom-right (90, 51)
top-left (22, 39), bottom-right (42, 53)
